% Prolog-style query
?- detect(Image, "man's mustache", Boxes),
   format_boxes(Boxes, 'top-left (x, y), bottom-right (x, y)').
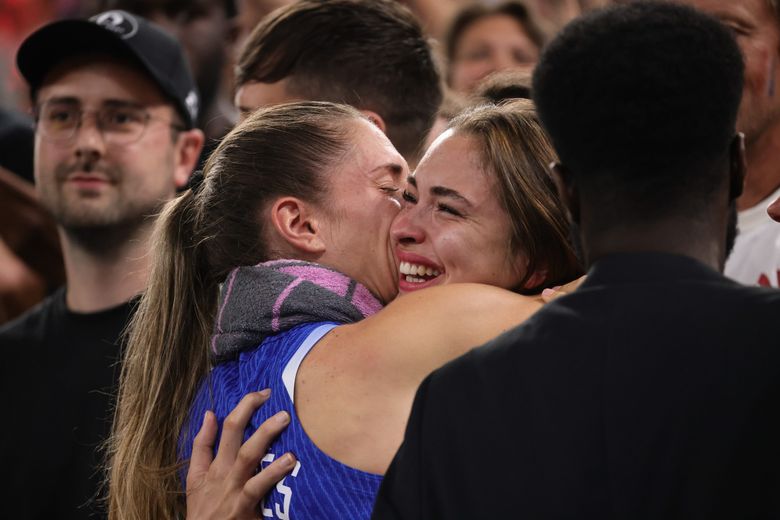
top-left (55, 159), bottom-right (121, 183)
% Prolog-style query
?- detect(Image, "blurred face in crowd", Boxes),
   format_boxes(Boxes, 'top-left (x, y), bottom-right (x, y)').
top-left (34, 57), bottom-right (196, 231)
top-left (234, 0), bottom-right (295, 51)
top-left (391, 130), bottom-right (528, 294)
top-left (129, 0), bottom-right (230, 112)
top-left (318, 118), bottom-right (408, 303)
top-left (675, 0), bottom-right (780, 143)
top-left (449, 14), bottom-right (540, 94)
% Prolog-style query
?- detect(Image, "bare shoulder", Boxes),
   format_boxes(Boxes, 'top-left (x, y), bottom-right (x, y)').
top-left (382, 283), bottom-right (541, 319)
top-left (335, 284), bottom-right (542, 386)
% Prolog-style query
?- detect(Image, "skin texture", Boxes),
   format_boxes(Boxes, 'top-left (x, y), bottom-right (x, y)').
top-left (674, 0), bottom-right (780, 209)
top-left (313, 119), bottom-right (408, 304)
top-left (392, 130), bottom-right (528, 294)
top-left (449, 14), bottom-right (539, 94)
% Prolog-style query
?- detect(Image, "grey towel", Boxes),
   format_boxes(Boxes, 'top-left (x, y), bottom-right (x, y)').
top-left (211, 259), bottom-right (384, 362)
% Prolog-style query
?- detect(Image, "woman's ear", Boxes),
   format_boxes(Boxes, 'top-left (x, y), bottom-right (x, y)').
top-left (173, 129), bottom-right (205, 189)
top-left (360, 110), bottom-right (387, 134)
top-left (269, 197), bottom-right (327, 254)
top-left (512, 253), bottom-right (548, 291)
top-left (522, 268), bottom-right (549, 291)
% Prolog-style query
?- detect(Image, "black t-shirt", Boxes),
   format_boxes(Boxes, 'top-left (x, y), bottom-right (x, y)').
top-left (0, 288), bottom-right (137, 519)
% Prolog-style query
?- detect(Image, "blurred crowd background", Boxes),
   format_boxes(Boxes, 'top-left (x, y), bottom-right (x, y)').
top-left (0, 0), bottom-right (617, 326)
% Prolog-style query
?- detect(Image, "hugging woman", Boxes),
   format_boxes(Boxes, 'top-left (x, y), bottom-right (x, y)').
top-left (107, 100), bottom-right (581, 519)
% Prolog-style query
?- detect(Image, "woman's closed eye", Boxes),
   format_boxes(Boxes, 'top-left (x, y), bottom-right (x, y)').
top-left (380, 186), bottom-right (404, 205)
top-left (436, 203), bottom-right (463, 217)
top-left (401, 190), bottom-right (418, 204)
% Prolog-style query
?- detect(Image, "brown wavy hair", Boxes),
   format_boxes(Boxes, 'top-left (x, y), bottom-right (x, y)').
top-left (449, 99), bottom-right (583, 293)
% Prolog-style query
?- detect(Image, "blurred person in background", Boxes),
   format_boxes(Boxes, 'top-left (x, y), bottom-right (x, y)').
top-left (673, 0), bottom-right (780, 287)
top-left (0, 166), bottom-right (64, 324)
top-left (0, 2), bottom-right (72, 326)
top-left (523, 0), bottom-right (612, 37)
top-left (473, 68), bottom-right (533, 102)
top-left (232, 0), bottom-right (293, 51)
top-left (233, 0), bottom-right (442, 168)
top-left (423, 69), bottom-right (533, 156)
top-left (0, 10), bottom-right (202, 518)
top-left (444, 1), bottom-right (544, 95)
top-left (96, 0), bottom-right (237, 153)
top-left (396, 0), bottom-right (471, 42)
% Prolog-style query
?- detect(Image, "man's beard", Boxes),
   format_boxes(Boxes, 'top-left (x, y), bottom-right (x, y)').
top-left (39, 158), bottom-right (166, 252)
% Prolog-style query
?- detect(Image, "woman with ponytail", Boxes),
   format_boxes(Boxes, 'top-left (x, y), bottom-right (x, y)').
top-left (108, 100), bottom-right (581, 519)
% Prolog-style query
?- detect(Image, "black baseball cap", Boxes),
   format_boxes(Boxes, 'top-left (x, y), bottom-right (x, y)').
top-left (17, 10), bottom-right (199, 128)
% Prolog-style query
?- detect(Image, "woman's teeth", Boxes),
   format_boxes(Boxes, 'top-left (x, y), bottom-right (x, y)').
top-left (399, 261), bottom-right (440, 283)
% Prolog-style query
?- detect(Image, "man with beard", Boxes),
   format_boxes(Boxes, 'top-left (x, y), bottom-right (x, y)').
top-left (671, 0), bottom-right (780, 287)
top-left (373, 3), bottom-right (780, 518)
top-left (0, 10), bottom-right (202, 519)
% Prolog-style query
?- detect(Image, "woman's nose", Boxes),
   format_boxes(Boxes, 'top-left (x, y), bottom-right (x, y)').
top-left (390, 207), bottom-right (426, 245)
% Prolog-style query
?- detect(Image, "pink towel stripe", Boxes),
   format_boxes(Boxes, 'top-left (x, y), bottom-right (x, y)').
top-left (278, 265), bottom-right (350, 296)
top-left (272, 278), bottom-right (304, 332)
top-left (351, 284), bottom-right (384, 317)
top-left (212, 268), bottom-right (239, 353)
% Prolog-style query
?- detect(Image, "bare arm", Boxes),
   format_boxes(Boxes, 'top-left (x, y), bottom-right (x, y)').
top-left (356, 283), bottom-right (541, 389)
top-left (295, 283), bottom-right (540, 474)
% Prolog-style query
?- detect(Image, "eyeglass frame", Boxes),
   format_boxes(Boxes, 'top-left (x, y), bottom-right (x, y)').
top-left (33, 97), bottom-right (187, 145)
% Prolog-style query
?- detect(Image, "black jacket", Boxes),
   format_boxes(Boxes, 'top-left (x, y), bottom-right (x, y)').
top-left (373, 253), bottom-right (780, 519)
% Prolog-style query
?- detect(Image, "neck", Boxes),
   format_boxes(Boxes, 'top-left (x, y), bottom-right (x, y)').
top-left (60, 221), bottom-right (153, 313)
top-left (740, 121), bottom-right (780, 210)
top-left (580, 215), bottom-right (728, 273)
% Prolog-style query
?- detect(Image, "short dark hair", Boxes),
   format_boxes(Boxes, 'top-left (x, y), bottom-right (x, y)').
top-left (473, 69), bottom-right (533, 104)
top-left (532, 1), bottom-right (744, 222)
top-left (237, 0), bottom-right (442, 162)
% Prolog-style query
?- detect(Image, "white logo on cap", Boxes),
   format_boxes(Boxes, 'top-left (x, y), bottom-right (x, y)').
top-left (92, 11), bottom-right (139, 39)
top-left (185, 90), bottom-right (199, 121)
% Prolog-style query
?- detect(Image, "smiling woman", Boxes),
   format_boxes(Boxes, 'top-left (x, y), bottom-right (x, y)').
top-left (108, 100), bottom-right (582, 520)
top-left (394, 100), bottom-right (580, 295)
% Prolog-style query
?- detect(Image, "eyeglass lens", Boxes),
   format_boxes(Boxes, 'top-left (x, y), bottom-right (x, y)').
top-left (37, 100), bottom-right (149, 144)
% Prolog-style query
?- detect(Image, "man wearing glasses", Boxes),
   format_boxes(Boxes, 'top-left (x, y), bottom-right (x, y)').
top-left (0, 10), bottom-right (202, 519)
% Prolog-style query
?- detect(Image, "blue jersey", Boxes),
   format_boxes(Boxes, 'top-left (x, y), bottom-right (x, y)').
top-left (182, 322), bottom-right (383, 520)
